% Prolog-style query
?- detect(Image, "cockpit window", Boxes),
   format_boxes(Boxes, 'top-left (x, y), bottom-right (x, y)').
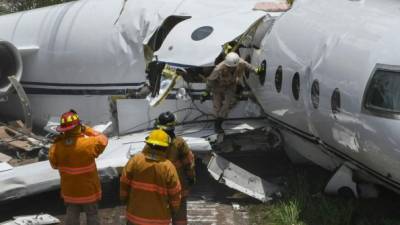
top-left (364, 69), bottom-right (400, 113)
top-left (191, 26), bottom-right (213, 41)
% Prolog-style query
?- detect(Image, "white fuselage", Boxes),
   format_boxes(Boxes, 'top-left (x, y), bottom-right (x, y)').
top-left (0, 0), bottom-right (145, 127)
top-left (0, 0), bottom-right (263, 128)
top-left (247, 0), bottom-right (400, 193)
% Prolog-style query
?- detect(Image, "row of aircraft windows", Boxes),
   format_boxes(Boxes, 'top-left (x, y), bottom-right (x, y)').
top-left (266, 64), bottom-right (399, 118)
top-left (272, 65), bottom-right (341, 114)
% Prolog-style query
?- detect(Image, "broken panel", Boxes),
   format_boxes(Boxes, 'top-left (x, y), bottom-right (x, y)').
top-left (207, 153), bottom-right (280, 202)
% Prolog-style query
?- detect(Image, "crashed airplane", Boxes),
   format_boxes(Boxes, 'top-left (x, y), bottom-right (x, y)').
top-left (0, 0), bottom-right (399, 204)
top-left (0, 0), bottom-right (284, 202)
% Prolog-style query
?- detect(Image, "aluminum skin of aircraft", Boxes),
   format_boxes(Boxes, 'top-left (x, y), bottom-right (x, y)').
top-left (0, 0), bottom-right (282, 203)
top-left (142, 0), bottom-right (400, 197)
top-left (0, 0), bottom-right (264, 128)
top-left (245, 0), bottom-right (400, 196)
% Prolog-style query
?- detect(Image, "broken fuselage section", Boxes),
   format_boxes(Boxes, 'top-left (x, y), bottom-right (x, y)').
top-left (144, 11), bottom-right (280, 106)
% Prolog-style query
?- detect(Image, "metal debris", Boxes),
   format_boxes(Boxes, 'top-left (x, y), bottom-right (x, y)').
top-left (0, 214), bottom-right (60, 225)
top-left (0, 121), bottom-right (48, 152)
top-left (207, 153), bottom-right (281, 202)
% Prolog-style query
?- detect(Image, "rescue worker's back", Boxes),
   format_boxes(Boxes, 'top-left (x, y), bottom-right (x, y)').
top-left (120, 129), bottom-right (181, 225)
top-left (49, 126), bottom-right (107, 203)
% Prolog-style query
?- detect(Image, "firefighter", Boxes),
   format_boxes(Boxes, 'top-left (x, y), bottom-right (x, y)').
top-left (200, 52), bottom-right (265, 132)
top-left (156, 111), bottom-right (196, 225)
top-left (120, 129), bottom-right (181, 225)
top-left (48, 110), bottom-right (108, 225)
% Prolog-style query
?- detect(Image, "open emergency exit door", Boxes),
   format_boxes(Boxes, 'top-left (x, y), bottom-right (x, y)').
top-left (145, 10), bottom-right (269, 106)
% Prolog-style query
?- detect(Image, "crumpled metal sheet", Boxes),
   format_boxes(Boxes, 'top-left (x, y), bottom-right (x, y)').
top-left (207, 153), bottom-right (281, 202)
top-left (0, 126), bottom-right (212, 202)
top-left (0, 117), bottom-right (269, 202)
top-left (153, 11), bottom-right (265, 66)
top-left (0, 214), bottom-right (60, 225)
top-left (115, 0), bottom-right (273, 67)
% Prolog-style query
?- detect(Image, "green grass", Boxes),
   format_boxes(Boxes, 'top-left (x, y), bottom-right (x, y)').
top-left (249, 166), bottom-right (400, 225)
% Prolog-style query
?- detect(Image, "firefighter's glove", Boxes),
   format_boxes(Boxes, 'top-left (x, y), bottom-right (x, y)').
top-left (255, 66), bottom-right (265, 76)
top-left (200, 91), bottom-right (210, 103)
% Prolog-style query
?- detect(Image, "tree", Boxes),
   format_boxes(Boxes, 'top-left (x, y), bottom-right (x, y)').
top-left (5, 0), bottom-right (74, 13)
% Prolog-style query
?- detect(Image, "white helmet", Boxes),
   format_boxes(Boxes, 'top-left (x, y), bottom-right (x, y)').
top-left (224, 52), bottom-right (240, 67)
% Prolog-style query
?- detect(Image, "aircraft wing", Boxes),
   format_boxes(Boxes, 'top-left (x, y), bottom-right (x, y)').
top-left (0, 119), bottom-right (268, 202)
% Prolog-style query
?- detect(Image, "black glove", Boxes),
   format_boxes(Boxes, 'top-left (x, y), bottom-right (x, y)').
top-left (200, 91), bottom-right (210, 103)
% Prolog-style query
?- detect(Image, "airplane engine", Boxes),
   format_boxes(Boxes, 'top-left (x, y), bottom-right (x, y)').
top-left (0, 40), bottom-right (22, 97)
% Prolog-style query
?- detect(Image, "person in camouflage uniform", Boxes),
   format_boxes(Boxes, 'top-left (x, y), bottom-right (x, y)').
top-left (156, 111), bottom-right (196, 225)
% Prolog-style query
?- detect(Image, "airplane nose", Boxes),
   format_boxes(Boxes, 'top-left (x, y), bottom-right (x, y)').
top-left (0, 40), bottom-right (23, 95)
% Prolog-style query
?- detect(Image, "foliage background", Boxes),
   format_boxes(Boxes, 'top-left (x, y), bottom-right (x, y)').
top-left (0, 0), bottom-right (74, 15)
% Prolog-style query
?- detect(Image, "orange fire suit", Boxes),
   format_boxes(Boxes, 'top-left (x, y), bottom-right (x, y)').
top-left (207, 58), bottom-right (256, 118)
top-left (48, 127), bottom-right (108, 204)
top-left (120, 147), bottom-right (181, 225)
top-left (167, 137), bottom-right (196, 225)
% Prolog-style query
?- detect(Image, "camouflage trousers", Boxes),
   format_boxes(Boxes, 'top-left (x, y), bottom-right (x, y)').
top-left (213, 86), bottom-right (236, 118)
top-left (65, 203), bottom-right (99, 225)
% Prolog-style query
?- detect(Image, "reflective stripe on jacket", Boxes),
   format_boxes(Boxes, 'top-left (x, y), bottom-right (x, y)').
top-left (48, 127), bottom-right (108, 204)
top-left (120, 148), bottom-right (181, 225)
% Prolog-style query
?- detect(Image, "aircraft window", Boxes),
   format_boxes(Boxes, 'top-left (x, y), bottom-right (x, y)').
top-left (191, 26), bottom-right (214, 41)
top-left (258, 60), bottom-right (267, 86)
top-left (331, 88), bottom-right (341, 114)
top-left (364, 69), bottom-right (400, 113)
top-left (292, 72), bottom-right (300, 100)
top-left (275, 66), bottom-right (283, 93)
top-left (311, 79), bottom-right (319, 109)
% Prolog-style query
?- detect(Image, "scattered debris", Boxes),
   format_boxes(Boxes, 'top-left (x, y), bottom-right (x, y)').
top-left (0, 121), bottom-right (48, 152)
top-left (0, 121), bottom-right (50, 167)
top-left (207, 153), bottom-right (281, 202)
top-left (0, 214), bottom-right (60, 225)
top-left (232, 203), bottom-right (244, 211)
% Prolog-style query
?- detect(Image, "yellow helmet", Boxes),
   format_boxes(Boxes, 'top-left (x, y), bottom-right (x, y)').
top-left (145, 129), bottom-right (171, 147)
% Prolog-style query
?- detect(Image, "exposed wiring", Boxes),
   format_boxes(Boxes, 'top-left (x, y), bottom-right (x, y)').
top-left (122, 107), bottom-right (206, 135)
top-left (184, 80), bottom-right (214, 118)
